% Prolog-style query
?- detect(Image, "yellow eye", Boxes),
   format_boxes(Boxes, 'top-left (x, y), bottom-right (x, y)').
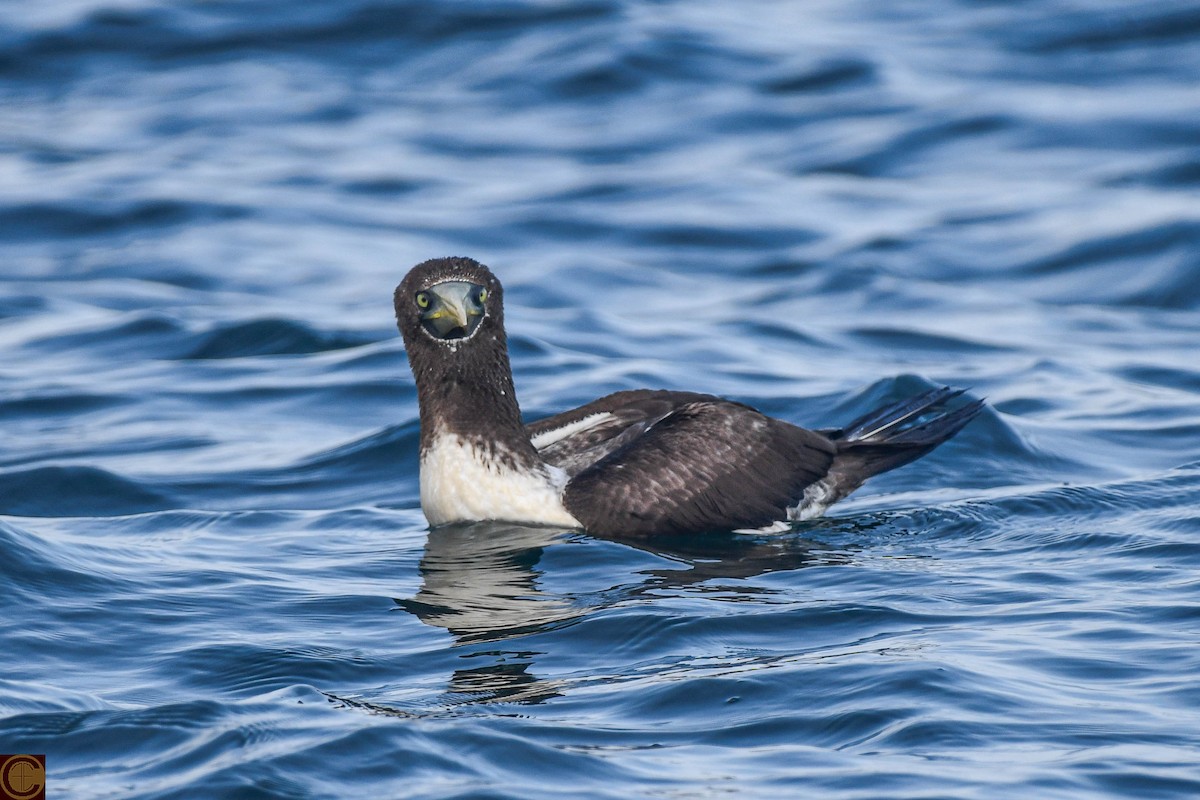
top-left (416, 292), bottom-right (430, 309)
top-left (477, 288), bottom-right (488, 303)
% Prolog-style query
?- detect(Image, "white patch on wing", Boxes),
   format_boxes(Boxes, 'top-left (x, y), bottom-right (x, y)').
top-left (789, 479), bottom-right (835, 521)
top-left (420, 432), bottom-right (580, 527)
top-left (529, 412), bottom-right (616, 451)
top-left (735, 481), bottom-right (835, 534)
top-left (735, 479), bottom-right (836, 534)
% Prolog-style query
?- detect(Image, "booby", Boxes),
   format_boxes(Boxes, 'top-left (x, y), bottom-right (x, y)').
top-left (395, 257), bottom-right (983, 538)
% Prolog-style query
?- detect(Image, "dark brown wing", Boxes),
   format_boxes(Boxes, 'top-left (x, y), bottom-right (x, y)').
top-left (526, 390), bottom-right (721, 478)
top-left (561, 399), bottom-right (836, 537)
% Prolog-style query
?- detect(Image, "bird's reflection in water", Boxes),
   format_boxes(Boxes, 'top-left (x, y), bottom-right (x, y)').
top-left (394, 522), bottom-right (575, 706)
top-left (615, 528), bottom-right (848, 593)
top-left (396, 522), bottom-right (578, 644)
top-left (395, 520), bottom-right (855, 707)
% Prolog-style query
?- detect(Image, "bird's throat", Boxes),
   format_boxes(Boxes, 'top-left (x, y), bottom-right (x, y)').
top-left (411, 346), bottom-right (542, 475)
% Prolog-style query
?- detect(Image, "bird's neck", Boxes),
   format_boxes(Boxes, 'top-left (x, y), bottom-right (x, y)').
top-left (412, 343), bottom-right (543, 473)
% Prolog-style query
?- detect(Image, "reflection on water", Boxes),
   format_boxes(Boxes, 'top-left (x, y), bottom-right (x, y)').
top-left (5, 0), bottom-right (1200, 793)
top-left (613, 528), bottom-right (852, 591)
top-left (396, 523), bottom-right (578, 644)
top-left (399, 522), bottom-right (848, 641)
top-left (394, 523), bottom-right (575, 706)
top-left (395, 521), bottom-right (847, 705)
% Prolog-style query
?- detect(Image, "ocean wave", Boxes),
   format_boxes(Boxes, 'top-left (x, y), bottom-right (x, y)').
top-left (3, 0), bottom-right (1199, 797)
top-left (0, 465), bottom-right (174, 517)
top-left (183, 318), bottom-right (377, 360)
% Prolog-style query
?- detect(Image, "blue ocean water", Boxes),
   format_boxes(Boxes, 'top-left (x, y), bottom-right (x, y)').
top-left (3, 0), bottom-right (1200, 797)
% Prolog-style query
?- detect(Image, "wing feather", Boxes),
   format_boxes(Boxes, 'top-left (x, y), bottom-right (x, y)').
top-left (527, 390), bottom-right (719, 478)
top-left (562, 400), bottom-right (836, 537)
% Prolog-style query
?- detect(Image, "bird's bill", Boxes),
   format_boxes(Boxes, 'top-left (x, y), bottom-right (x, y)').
top-left (421, 281), bottom-right (485, 340)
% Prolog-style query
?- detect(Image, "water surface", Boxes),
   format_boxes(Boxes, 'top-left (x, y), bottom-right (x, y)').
top-left (2, 1), bottom-right (1200, 797)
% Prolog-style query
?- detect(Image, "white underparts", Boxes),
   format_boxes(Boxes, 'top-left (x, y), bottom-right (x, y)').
top-left (790, 479), bottom-right (835, 521)
top-left (734, 520), bottom-right (793, 534)
top-left (732, 480), bottom-right (837, 534)
top-left (419, 432), bottom-right (581, 528)
top-left (732, 481), bottom-right (834, 534)
top-left (529, 411), bottom-right (616, 451)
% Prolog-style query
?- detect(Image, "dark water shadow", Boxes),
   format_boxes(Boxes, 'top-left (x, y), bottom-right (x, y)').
top-left (605, 528), bottom-right (851, 590)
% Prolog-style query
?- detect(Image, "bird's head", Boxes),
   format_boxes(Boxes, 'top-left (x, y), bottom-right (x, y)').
top-left (394, 257), bottom-right (504, 350)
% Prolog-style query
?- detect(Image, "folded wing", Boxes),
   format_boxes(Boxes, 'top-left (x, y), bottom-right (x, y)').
top-left (545, 394), bottom-right (835, 537)
top-left (528, 390), bottom-right (717, 478)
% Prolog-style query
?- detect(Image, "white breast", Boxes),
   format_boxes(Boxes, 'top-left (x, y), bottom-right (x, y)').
top-left (419, 433), bottom-right (581, 528)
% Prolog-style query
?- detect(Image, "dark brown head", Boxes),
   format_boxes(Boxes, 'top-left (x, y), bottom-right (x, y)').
top-left (395, 257), bottom-right (529, 452)
top-left (394, 256), bottom-right (504, 349)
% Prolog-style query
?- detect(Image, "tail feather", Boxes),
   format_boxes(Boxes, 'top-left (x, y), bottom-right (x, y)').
top-left (877, 397), bottom-right (985, 446)
top-left (839, 386), bottom-right (966, 443)
top-left (818, 386), bottom-right (984, 507)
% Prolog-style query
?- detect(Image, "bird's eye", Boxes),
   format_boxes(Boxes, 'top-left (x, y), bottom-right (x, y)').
top-left (476, 287), bottom-right (488, 304)
top-left (416, 292), bottom-right (430, 309)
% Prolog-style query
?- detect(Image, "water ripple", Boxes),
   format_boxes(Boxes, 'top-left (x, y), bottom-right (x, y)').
top-left (3, 0), bottom-right (1200, 797)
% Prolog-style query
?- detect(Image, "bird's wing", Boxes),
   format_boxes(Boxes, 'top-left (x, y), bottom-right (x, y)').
top-left (559, 398), bottom-right (836, 537)
top-left (526, 390), bottom-right (719, 478)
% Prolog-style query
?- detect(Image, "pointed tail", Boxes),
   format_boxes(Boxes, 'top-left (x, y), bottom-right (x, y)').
top-left (822, 386), bottom-right (984, 501)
